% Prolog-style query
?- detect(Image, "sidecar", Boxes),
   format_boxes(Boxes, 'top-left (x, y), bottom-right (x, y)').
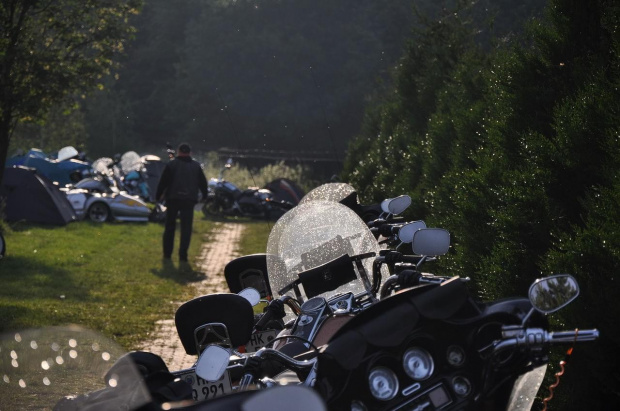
top-left (63, 188), bottom-right (151, 223)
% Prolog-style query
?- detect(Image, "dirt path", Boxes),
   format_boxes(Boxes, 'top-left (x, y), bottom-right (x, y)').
top-left (137, 222), bottom-right (244, 371)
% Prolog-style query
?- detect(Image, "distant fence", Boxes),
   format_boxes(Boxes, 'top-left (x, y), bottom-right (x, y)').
top-left (214, 148), bottom-right (343, 179)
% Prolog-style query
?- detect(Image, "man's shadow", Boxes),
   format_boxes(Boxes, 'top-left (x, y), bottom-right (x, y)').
top-left (151, 259), bottom-right (205, 284)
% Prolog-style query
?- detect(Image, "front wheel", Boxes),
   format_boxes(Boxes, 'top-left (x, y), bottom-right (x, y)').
top-left (88, 202), bottom-right (111, 223)
top-left (201, 198), bottom-right (221, 218)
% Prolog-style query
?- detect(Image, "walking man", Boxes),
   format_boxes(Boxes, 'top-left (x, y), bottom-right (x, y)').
top-left (156, 143), bottom-right (209, 262)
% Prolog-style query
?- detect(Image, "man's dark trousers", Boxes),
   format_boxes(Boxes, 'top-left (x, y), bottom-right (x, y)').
top-left (163, 200), bottom-right (195, 261)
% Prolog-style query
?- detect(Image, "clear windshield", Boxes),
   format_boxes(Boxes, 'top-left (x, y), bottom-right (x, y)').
top-left (299, 182), bottom-right (357, 204)
top-left (0, 326), bottom-right (151, 410)
top-left (266, 201), bottom-right (380, 303)
top-left (120, 151), bottom-right (143, 173)
top-left (92, 157), bottom-right (114, 174)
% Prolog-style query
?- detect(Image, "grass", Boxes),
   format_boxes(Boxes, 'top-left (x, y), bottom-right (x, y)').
top-left (0, 214), bottom-right (215, 349)
top-left (237, 219), bottom-right (273, 256)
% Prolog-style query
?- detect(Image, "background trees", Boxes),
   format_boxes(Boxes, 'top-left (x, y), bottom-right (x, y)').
top-left (344, 0), bottom-right (620, 407)
top-left (0, 0), bottom-right (142, 184)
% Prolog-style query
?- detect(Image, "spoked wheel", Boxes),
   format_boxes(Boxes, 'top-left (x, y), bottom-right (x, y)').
top-left (88, 202), bottom-right (111, 223)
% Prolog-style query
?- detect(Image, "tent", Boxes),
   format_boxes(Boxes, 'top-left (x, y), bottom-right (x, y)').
top-left (0, 166), bottom-right (77, 225)
top-left (141, 155), bottom-right (167, 202)
top-left (263, 178), bottom-right (305, 205)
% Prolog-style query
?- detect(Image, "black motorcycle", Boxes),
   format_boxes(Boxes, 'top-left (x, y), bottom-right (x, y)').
top-left (202, 158), bottom-right (294, 220)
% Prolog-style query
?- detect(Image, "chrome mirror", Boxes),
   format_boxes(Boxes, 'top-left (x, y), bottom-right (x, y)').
top-left (238, 287), bottom-right (261, 306)
top-left (195, 344), bottom-right (230, 382)
top-left (397, 220), bottom-right (427, 244)
top-left (529, 274), bottom-right (579, 314)
top-left (387, 195), bottom-right (411, 215)
top-left (412, 228), bottom-right (450, 256)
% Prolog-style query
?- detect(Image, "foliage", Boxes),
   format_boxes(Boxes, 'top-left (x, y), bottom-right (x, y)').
top-left (0, 0), bottom-right (142, 184)
top-left (0, 216), bottom-right (214, 349)
top-left (201, 152), bottom-right (318, 193)
top-left (343, 0), bottom-right (620, 407)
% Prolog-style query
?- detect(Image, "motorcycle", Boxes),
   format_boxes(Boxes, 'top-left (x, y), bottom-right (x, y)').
top-left (202, 158), bottom-right (294, 220)
top-left (198, 272), bottom-right (598, 411)
top-left (118, 151), bottom-right (152, 202)
top-left (62, 157), bottom-right (152, 223)
top-left (191, 201), bottom-right (599, 411)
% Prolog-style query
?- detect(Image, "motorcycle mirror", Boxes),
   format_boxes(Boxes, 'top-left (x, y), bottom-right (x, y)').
top-left (195, 344), bottom-right (231, 382)
top-left (238, 287), bottom-right (261, 306)
top-left (380, 198), bottom-right (391, 213)
top-left (528, 274), bottom-right (580, 314)
top-left (397, 221), bottom-right (427, 244)
top-left (241, 385), bottom-right (327, 411)
top-left (387, 195), bottom-right (412, 215)
top-left (412, 228), bottom-right (450, 256)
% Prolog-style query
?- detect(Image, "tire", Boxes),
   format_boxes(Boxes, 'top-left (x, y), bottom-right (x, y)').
top-left (88, 202), bottom-right (111, 222)
top-left (202, 198), bottom-right (220, 218)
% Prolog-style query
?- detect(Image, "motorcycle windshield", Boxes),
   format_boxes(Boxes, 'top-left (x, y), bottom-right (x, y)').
top-left (0, 326), bottom-right (151, 410)
top-left (299, 182), bottom-right (356, 204)
top-left (505, 364), bottom-right (548, 411)
top-left (92, 157), bottom-right (114, 174)
top-left (120, 151), bottom-right (143, 173)
top-left (266, 200), bottom-right (380, 303)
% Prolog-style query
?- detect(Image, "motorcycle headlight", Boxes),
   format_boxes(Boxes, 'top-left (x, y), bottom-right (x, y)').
top-left (368, 366), bottom-right (399, 401)
top-left (402, 347), bottom-right (434, 381)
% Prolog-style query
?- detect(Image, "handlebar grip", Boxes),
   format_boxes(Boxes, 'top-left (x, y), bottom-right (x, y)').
top-left (254, 311), bottom-right (273, 332)
top-left (549, 329), bottom-right (600, 343)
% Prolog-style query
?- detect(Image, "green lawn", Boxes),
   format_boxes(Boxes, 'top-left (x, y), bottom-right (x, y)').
top-left (0, 215), bottom-right (217, 349)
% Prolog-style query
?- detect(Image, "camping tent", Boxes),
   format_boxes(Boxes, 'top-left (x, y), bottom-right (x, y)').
top-left (263, 178), bottom-right (305, 205)
top-left (141, 155), bottom-right (167, 202)
top-left (0, 166), bottom-right (77, 225)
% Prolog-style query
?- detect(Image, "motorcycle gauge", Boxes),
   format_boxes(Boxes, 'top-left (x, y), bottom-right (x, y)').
top-left (446, 345), bottom-right (466, 367)
top-left (368, 366), bottom-right (399, 401)
top-left (403, 347), bottom-right (434, 381)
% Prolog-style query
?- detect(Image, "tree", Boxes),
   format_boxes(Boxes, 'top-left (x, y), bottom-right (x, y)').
top-left (0, 0), bottom-right (142, 185)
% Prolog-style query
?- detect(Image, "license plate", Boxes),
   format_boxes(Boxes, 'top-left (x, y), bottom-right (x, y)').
top-left (177, 369), bottom-right (232, 401)
top-left (244, 329), bottom-right (279, 353)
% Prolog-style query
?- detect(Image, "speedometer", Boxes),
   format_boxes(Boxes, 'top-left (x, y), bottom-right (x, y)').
top-left (403, 347), bottom-right (434, 381)
top-left (368, 366), bottom-right (399, 401)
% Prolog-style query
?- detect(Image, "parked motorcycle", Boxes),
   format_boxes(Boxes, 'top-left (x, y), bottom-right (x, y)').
top-left (118, 151), bottom-right (152, 202)
top-left (190, 200), bottom-right (599, 411)
top-left (63, 157), bottom-right (152, 223)
top-left (198, 272), bottom-right (598, 411)
top-left (202, 158), bottom-right (294, 220)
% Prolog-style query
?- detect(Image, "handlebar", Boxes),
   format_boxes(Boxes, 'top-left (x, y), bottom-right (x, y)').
top-left (238, 348), bottom-right (317, 390)
top-left (493, 328), bottom-right (600, 354)
top-left (255, 296), bottom-right (302, 331)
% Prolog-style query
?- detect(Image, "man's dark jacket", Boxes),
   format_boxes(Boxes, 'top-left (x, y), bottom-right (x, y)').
top-left (156, 156), bottom-right (209, 203)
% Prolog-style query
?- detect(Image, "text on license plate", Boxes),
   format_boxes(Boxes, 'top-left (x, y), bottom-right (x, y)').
top-left (244, 329), bottom-right (279, 353)
top-left (178, 369), bottom-right (232, 401)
